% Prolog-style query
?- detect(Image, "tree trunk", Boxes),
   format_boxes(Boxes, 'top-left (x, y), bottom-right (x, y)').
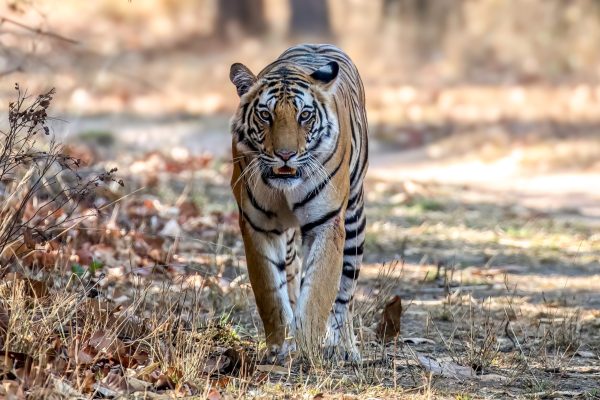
top-left (217, 0), bottom-right (267, 38)
top-left (290, 0), bottom-right (331, 37)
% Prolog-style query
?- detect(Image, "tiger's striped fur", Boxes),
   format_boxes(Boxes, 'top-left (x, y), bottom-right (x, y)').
top-left (229, 44), bottom-right (368, 361)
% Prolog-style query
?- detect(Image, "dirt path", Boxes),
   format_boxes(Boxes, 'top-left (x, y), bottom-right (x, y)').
top-left (369, 147), bottom-right (600, 218)
top-left (20, 115), bottom-right (599, 398)
top-left (61, 113), bottom-right (600, 218)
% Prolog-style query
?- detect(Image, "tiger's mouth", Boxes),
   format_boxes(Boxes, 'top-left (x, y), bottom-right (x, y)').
top-left (271, 166), bottom-right (299, 178)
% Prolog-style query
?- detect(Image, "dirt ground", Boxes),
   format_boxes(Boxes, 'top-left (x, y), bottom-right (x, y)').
top-left (50, 119), bottom-right (600, 398)
top-left (1, 4), bottom-right (600, 394)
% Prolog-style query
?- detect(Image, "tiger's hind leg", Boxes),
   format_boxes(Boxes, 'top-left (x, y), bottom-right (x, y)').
top-left (325, 187), bottom-right (365, 362)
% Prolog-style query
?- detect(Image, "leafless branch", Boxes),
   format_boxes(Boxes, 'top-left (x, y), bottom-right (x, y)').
top-left (0, 15), bottom-right (79, 45)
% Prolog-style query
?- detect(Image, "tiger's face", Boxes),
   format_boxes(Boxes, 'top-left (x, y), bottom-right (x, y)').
top-left (230, 61), bottom-right (339, 190)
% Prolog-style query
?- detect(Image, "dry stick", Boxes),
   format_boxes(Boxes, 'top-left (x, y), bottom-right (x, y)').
top-left (0, 15), bottom-right (79, 45)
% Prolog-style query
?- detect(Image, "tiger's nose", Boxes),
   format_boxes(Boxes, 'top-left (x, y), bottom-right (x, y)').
top-left (275, 149), bottom-right (296, 161)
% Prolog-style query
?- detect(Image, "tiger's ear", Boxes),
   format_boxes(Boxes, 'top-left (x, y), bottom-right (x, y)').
top-left (230, 63), bottom-right (257, 97)
top-left (310, 61), bottom-right (339, 85)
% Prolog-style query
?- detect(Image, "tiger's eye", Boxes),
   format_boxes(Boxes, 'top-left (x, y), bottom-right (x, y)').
top-left (300, 110), bottom-right (312, 121)
top-left (259, 110), bottom-right (270, 120)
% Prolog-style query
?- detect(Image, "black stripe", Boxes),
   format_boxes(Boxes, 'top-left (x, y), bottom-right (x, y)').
top-left (318, 122), bottom-right (340, 167)
top-left (345, 205), bottom-right (363, 225)
top-left (345, 217), bottom-right (366, 240)
top-left (287, 233), bottom-right (295, 246)
top-left (335, 297), bottom-right (351, 305)
top-left (350, 152), bottom-right (368, 187)
top-left (266, 256), bottom-right (286, 272)
top-left (342, 262), bottom-right (360, 280)
top-left (245, 185), bottom-right (276, 218)
top-left (234, 127), bottom-right (245, 142)
top-left (343, 241), bottom-right (364, 256)
top-left (347, 187), bottom-right (363, 210)
top-left (245, 98), bottom-right (259, 126)
top-left (293, 155), bottom-right (344, 211)
top-left (300, 204), bottom-right (343, 236)
top-left (239, 208), bottom-right (282, 235)
top-left (285, 250), bottom-right (296, 264)
top-left (241, 102), bottom-right (250, 125)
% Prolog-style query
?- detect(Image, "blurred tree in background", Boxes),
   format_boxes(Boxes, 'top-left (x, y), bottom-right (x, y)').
top-left (383, 0), bottom-right (461, 63)
top-left (290, 0), bottom-right (331, 38)
top-left (217, 0), bottom-right (266, 38)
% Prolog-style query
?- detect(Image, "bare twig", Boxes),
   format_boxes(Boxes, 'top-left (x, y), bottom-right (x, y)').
top-left (0, 15), bottom-right (79, 45)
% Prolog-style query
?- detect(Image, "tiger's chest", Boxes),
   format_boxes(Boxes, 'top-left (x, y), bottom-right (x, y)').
top-left (242, 179), bottom-right (338, 232)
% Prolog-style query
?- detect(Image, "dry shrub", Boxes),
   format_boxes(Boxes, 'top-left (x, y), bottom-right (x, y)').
top-left (0, 84), bottom-right (120, 269)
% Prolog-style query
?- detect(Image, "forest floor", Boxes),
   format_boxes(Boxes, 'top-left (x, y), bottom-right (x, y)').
top-left (1, 3), bottom-right (600, 397)
top-left (2, 113), bottom-right (599, 399)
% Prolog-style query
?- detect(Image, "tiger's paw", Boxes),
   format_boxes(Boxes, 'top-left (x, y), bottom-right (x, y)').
top-left (323, 328), bottom-right (361, 364)
top-left (323, 343), bottom-right (361, 365)
top-left (266, 339), bottom-right (297, 365)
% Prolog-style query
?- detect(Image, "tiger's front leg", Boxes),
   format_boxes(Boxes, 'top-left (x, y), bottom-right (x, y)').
top-left (295, 211), bottom-right (346, 361)
top-left (238, 216), bottom-right (295, 357)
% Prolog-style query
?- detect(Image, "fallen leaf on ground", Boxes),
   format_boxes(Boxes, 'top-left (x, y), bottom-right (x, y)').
top-left (575, 350), bottom-right (596, 358)
top-left (207, 388), bottom-right (222, 400)
top-left (417, 355), bottom-right (509, 382)
top-left (417, 354), bottom-right (475, 379)
top-left (377, 295), bottom-right (402, 341)
top-left (203, 355), bottom-right (231, 375)
top-left (255, 364), bottom-right (289, 375)
top-left (403, 337), bottom-right (435, 345)
top-left (1, 380), bottom-right (25, 398)
top-left (478, 373), bottom-right (510, 382)
top-left (4, 272), bottom-right (49, 298)
top-left (223, 347), bottom-right (252, 376)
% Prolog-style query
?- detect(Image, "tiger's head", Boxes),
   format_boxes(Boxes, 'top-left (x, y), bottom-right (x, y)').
top-left (229, 61), bottom-right (340, 190)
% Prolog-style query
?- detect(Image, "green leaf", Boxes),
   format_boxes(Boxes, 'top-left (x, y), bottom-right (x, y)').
top-left (71, 263), bottom-right (85, 277)
top-left (89, 259), bottom-right (104, 274)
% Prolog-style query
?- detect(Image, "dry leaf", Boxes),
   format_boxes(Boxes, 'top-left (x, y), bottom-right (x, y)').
top-left (207, 388), bottom-right (222, 400)
top-left (159, 219), bottom-right (181, 237)
top-left (575, 350), bottom-right (596, 358)
top-left (223, 347), bottom-right (252, 376)
top-left (154, 374), bottom-right (175, 391)
top-left (178, 200), bottom-right (200, 220)
top-left (1, 380), bottom-right (25, 399)
top-left (403, 337), bottom-right (435, 345)
top-left (4, 272), bottom-right (49, 298)
top-left (203, 355), bottom-right (231, 375)
top-left (23, 227), bottom-right (35, 249)
top-left (417, 355), bottom-right (475, 379)
top-left (81, 370), bottom-right (96, 393)
top-left (126, 376), bottom-right (152, 392)
top-left (255, 364), bottom-right (289, 375)
top-left (377, 295), bottom-right (402, 341)
top-left (478, 373), bottom-right (510, 382)
top-left (51, 377), bottom-right (83, 398)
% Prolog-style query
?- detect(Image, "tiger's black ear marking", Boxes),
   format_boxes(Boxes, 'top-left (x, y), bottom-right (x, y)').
top-left (230, 63), bottom-right (257, 97)
top-left (310, 61), bottom-right (339, 84)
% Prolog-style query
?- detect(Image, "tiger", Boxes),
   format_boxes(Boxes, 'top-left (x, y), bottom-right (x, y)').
top-left (229, 44), bottom-right (368, 362)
